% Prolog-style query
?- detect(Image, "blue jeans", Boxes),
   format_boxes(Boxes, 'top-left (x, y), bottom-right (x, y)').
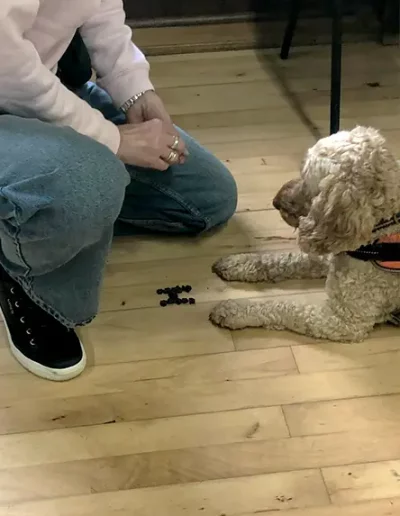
top-left (0, 83), bottom-right (237, 327)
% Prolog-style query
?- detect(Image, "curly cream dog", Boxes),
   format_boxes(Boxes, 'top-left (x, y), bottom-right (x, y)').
top-left (210, 127), bottom-right (400, 342)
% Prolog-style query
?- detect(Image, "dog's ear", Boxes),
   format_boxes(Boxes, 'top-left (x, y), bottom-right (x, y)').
top-left (298, 170), bottom-right (376, 255)
top-left (298, 126), bottom-right (399, 255)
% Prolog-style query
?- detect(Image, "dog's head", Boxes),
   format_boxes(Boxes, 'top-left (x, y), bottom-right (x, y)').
top-left (273, 126), bottom-right (400, 255)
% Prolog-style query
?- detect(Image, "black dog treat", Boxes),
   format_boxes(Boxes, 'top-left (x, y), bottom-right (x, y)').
top-left (158, 285), bottom-right (194, 306)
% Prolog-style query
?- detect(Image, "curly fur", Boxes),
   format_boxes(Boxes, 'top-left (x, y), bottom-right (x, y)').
top-left (210, 127), bottom-right (400, 342)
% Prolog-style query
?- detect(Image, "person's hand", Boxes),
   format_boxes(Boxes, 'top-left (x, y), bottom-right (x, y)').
top-left (117, 119), bottom-right (186, 171)
top-left (126, 90), bottom-right (188, 160)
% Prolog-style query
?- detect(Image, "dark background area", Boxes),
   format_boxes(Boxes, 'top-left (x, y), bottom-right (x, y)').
top-left (122, 0), bottom-right (380, 23)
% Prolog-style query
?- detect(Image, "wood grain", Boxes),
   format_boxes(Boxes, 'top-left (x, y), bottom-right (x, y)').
top-left (2, 362), bottom-right (400, 434)
top-left (0, 470), bottom-right (329, 515)
top-left (323, 460), bottom-right (400, 504)
top-left (284, 394), bottom-right (400, 437)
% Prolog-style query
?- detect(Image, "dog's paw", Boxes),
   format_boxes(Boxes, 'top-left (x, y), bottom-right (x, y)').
top-left (209, 300), bottom-right (248, 330)
top-left (212, 253), bottom-right (261, 282)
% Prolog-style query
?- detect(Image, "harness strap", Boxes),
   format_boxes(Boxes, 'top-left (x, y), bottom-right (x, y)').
top-left (347, 242), bottom-right (400, 262)
top-left (373, 212), bottom-right (400, 232)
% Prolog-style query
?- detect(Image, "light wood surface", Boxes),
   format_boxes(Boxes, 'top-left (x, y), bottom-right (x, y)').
top-left (1, 43), bottom-right (400, 515)
top-left (132, 17), bottom-right (382, 56)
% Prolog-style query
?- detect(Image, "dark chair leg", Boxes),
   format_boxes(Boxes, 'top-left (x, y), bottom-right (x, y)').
top-left (380, 0), bottom-right (399, 45)
top-left (280, 0), bottom-right (302, 59)
top-left (330, 0), bottom-right (342, 134)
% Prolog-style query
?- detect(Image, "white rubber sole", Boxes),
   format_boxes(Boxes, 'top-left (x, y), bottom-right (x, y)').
top-left (0, 306), bottom-right (86, 381)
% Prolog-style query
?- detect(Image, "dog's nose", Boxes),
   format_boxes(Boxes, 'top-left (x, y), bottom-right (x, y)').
top-left (272, 196), bottom-right (280, 210)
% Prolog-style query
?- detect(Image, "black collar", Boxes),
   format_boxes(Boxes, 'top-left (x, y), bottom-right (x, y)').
top-left (348, 242), bottom-right (400, 262)
top-left (347, 212), bottom-right (400, 262)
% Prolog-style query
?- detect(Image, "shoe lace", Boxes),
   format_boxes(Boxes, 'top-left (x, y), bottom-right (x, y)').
top-left (8, 285), bottom-right (70, 348)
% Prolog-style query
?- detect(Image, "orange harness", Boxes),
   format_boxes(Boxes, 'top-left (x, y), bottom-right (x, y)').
top-left (374, 234), bottom-right (400, 271)
top-left (347, 214), bottom-right (400, 326)
top-left (347, 214), bottom-right (400, 272)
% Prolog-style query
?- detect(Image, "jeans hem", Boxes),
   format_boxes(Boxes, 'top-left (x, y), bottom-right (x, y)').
top-left (6, 270), bottom-right (94, 328)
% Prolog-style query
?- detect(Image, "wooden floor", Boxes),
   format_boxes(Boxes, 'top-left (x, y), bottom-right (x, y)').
top-left (1, 43), bottom-right (400, 515)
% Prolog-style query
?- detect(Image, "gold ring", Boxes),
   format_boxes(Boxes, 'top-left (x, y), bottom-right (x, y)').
top-left (167, 150), bottom-right (179, 163)
top-left (171, 136), bottom-right (180, 151)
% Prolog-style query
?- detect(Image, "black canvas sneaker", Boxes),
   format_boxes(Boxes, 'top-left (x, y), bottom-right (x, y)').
top-left (0, 268), bottom-right (86, 381)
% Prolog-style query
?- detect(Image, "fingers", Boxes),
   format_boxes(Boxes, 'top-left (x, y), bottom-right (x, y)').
top-left (163, 133), bottom-right (188, 166)
top-left (167, 134), bottom-right (187, 155)
top-left (160, 148), bottom-right (180, 165)
top-left (149, 119), bottom-right (188, 159)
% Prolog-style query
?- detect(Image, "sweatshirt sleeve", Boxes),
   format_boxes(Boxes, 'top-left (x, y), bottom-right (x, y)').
top-left (0, 1), bottom-right (121, 153)
top-left (80, 0), bottom-right (154, 108)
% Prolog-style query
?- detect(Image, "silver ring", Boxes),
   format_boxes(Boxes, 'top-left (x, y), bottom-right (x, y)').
top-left (171, 136), bottom-right (180, 151)
top-left (167, 150), bottom-right (179, 163)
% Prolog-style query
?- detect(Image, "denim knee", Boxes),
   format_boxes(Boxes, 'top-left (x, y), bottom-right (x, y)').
top-left (50, 134), bottom-right (130, 239)
top-left (189, 158), bottom-right (238, 232)
top-left (175, 129), bottom-right (237, 231)
top-left (209, 162), bottom-right (238, 227)
top-left (0, 117), bottom-right (130, 275)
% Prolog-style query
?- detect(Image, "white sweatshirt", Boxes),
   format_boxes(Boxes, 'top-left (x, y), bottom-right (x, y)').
top-left (0, 0), bottom-right (154, 152)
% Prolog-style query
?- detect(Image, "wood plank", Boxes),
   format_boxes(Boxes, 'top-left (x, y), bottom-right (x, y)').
top-left (0, 348), bottom-right (298, 399)
top-left (109, 210), bottom-right (297, 264)
top-left (160, 84), bottom-right (400, 132)
top-left (323, 460), bottom-right (400, 504)
top-left (148, 47), bottom-right (398, 89)
top-left (292, 338), bottom-right (400, 373)
top-left (148, 43), bottom-right (397, 64)
top-left (171, 102), bottom-right (400, 135)
top-left (0, 349), bottom-right (19, 375)
top-left (4, 430), bottom-right (400, 504)
top-left (284, 394), bottom-right (400, 437)
top-left (133, 17), bottom-right (386, 55)
top-left (294, 85), bottom-right (400, 109)
top-left (209, 136), bottom-right (317, 160)
top-left (158, 81), bottom-right (399, 118)
top-left (223, 155), bottom-right (303, 176)
top-left (100, 257), bottom-right (324, 312)
top-left (189, 123), bottom-right (310, 145)
top-left (3, 362), bottom-right (400, 433)
top-left (84, 302), bottom-right (234, 365)
top-left (159, 81), bottom-right (288, 116)
top-left (0, 407), bottom-right (288, 470)
top-left (239, 498), bottom-right (400, 516)
top-left (174, 108), bottom-right (306, 132)
top-left (135, 21), bottom-right (274, 55)
top-left (87, 347), bottom-right (297, 382)
top-left (148, 44), bottom-right (397, 66)
top-left (0, 470), bottom-right (329, 516)
top-left (234, 325), bottom-right (399, 352)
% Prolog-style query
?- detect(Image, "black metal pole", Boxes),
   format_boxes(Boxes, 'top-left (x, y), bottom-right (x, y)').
top-left (330, 0), bottom-right (342, 134)
top-left (280, 0), bottom-right (302, 60)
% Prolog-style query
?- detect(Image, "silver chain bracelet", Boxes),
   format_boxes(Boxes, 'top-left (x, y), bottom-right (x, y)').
top-left (120, 90), bottom-right (154, 114)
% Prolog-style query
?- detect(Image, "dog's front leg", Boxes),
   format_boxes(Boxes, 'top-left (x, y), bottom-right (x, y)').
top-left (210, 299), bottom-right (373, 342)
top-left (212, 251), bottom-right (329, 283)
